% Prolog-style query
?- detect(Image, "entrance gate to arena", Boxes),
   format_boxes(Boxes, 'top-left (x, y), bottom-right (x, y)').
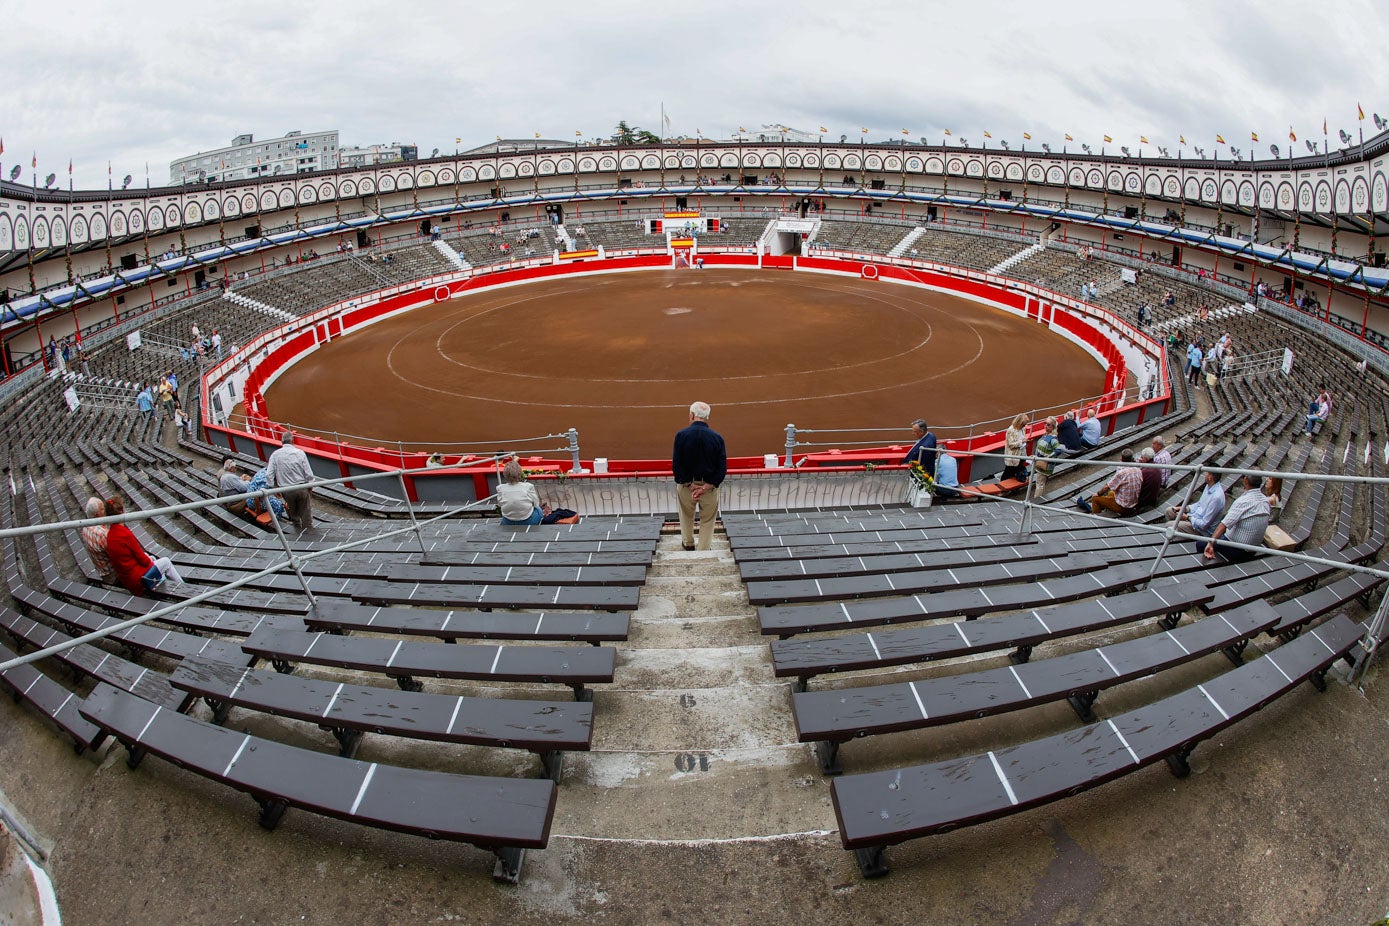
top-left (670, 238), bottom-right (697, 269)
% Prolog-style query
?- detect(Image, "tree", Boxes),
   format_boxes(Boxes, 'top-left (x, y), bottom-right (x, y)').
top-left (613, 122), bottom-right (661, 145)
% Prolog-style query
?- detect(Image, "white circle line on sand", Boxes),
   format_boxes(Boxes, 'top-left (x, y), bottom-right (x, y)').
top-left (391, 275), bottom-right (949, 386)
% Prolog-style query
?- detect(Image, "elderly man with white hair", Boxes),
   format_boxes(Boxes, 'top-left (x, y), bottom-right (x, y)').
top-left (672, 401), bottom-right (727, 551)
top-left (266, 430), bottom-right (315, 531)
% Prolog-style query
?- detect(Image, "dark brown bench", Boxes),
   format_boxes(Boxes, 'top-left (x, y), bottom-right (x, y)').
top-left (170, 655), bottom-right (592, 781)
top-left (241, 627), bottom-right (615, 700)
top-left (303, 600), bottom-right (630, 645)
top-left (831, 614), bottom-right (1365, 878)
top-left (0, 639), bottom-right (106, 752)
top-left (79, 683), bottom-right (556, 883)
top-left (345, 579), bottom-right (641, 612)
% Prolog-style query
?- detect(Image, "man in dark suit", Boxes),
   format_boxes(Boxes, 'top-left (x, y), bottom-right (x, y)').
top-left (672, 401), bottom-right (727, 551)
top-left (902, 419), bottom-right (937, 474)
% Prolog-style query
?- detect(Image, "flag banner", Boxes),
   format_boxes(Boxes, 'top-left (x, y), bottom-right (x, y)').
top-left (1022, 132), bottom-right (1031, 140)
top-left (1179, 135), bottom-right (1187, 144)
top-left (1216, 135), bottom-right (1226, 144)
top-left (1251, 132), bottom-right (1259, 142)
top-left (1289, 127), bottom-right (1297, 142)
top-left (819, 126), bottom-right (828, 134)
top-left (1140, 136), bottom-right (1148, 144)
top-left (1358, 103), bottom-right (1365, 120)
top-left (1064, 133), bottom-right (1073, 141)
top-left (944, 129), bottom-right (952, 136)
top-left (1103, 135), bottom-right (1112, 143)
top-left (983, 131), bottom-right (992, 138)
top-left (901, 129), bottom-right (910, 135)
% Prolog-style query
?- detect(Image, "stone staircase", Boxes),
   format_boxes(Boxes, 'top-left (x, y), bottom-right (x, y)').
top-left (888, 226), bottom-right (927, 258)
top-left (988, 242), bottom-right (1046, 275)
top-left (222, 289), bottom-right (295, 323)
top-left (431, 238), bottom-right (471, 271)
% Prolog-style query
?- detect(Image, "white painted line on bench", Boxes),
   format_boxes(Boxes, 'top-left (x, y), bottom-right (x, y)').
top-left (222, 732), bottom-right (251, 777)
top-left (1007, 664), bottom-right (1033, 698)
top-left (1096, 598), bottom-right (1116, 619)
top-left (1032, 609), bottom-right (1052, 633)
top-left (534, 614), bottom-right (546, 634)
top-left (228, 668), bottom-right (250, 701)
top-left (489, 646), bottom-right (505, 674)
top-left (840, 604), bottom-right (854, 624)
top-left (446, 696), bottom-right (465, 734)
top-left (21, 674), bottom-right (40, 695)
top-left (865, 633), bottom-right (882, 660)
top-left (553, 586), bottom-right (563, 604)
top-left (813, 579), bottom-right (824, 598)
top-left (1106, 719), bottom-right (1141, 765)
top-left (1169, 632), bottom-right (1190, 655)
top-left (302, 633), bottom-right (322, 658)
top-left (323, 683), bottom-right (345, 718)
top-left (979, 588), bottom-right (994, 606)
top-left (1266, 654), bottom-right (1294, 684)
top-left (987, 751), bottom-right (1019, 805)
top-left (908, 681), bottom-right (928, 720)
top-left (385, 640), bottom-right (403, 668)
top-left (1197, 684), bottom-right (1230, 720)
top-left (1097, 648), bottom-right (1121, 677)
top-left (953, 621), bottom-right (970, 644)
top-left (1308, 625), bottom-right (1338, 656)
top-left (349, 763), bottom-right (378, 815)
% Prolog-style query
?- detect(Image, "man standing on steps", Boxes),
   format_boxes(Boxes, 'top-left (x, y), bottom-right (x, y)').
top-left (672, 401), bottom-right (726, 551)
top-left (266, 430), bottom-right (315, 531)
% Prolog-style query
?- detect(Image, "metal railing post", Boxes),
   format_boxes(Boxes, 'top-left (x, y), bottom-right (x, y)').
top-left (1018, 455), bottom-right (1036, 538)
top-left (266, 496), bottom-right (317, 605)
top-left (566, 428), bottom-right (583, 473)
top-left (398, 471), bottom-right (428, 557)
top-left (1142, 465), bottom-right (1203, 590)
top-left (784, 423), bottom-right (797, 468)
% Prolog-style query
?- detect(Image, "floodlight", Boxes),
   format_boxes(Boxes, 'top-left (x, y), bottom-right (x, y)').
top-left (1305, 140), bottom-right (1317, 154)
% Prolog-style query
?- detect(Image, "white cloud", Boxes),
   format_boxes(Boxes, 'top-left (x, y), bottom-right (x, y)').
top-left (3, 0), bottom-right (1386, 189)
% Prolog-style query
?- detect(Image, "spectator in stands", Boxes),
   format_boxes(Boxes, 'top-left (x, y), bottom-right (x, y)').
top-left (266, 430), bottom-right (315, 531)
top-left (1056, 411), bottom-right (1085, 454)
top-left (497, 459), bottom-right (545, 525)
top-left (103, 496), bottom-right (184, 596)
top-left (672, 401), bottom-right (727, 551)
top-left (1136, 447), bottom-right (1162, 509)
top-left (1151, 436), bottom-right (1172, 487)
top-left (1262, 476), bottom-right (1284, 523)
top-left (1187, 340), bottom-right (1204, 387)
top-left (1079, 408), bottom-right (1102, 448)
top-left (246, 466), bottom-right (286, 523)
top-left (218, 458), bottom-right (251, 518)
top-left (1306, 391), bottom-right (1332, 436)
top-left (425, 453), bottom-right (447, 469)
top-left (934, 451), bottom-right (961, 499)
top-left (80, 497), bottom-right (116, 584)
top-left (1001, 413), bottom-right (1029, 481)
top-left (211, 329), bottom-right (222, 359)
top-left (902, 419), bottom-right (937, 474)
top-left (136, 383), bottom-right (155, 420)
top-left (1167, 470), bottom-right (1226, 537)
top-left (1032, 418), bottom-right (1063, 495)
top-left (1201, 474), bottom-right (1271, 563)
top-left (1077, 450), bottom-right (1142, 517)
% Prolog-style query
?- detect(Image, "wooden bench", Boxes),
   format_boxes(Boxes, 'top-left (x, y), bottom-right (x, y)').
top-left (303, 600), bottom-right (630, 645)
top-left (745, 552), bottom-right (1109, 606)
top-left (0, 608), bottom-right (188, 711)
top-left (79, 683), bottom-right (556, 883)
top-left (345, 579), bottom-right (641, 612)
top-left (830, 613), bottom-right (1365, 877)
top-left (0, 639), bottom-right (106, 752)
top-left (383, 563), bottom-right (649, 587)
top-left (170, 655), bottom-right (592, 782)
top-left (770, 580), bottom-right (1214, 687)
top-left (241, 627), bottom-right (616, 700)
top-left (797, 600), bottom-right (1278, 774)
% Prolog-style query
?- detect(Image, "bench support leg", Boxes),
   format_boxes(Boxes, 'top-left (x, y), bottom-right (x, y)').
top-left (1066, 690), bottom-right (1099, 723)
top-left (327, 727), bottom-right (362, 757)
top-left (1158, 612), bottom-right (1182, 631)
top-left (1165, 745), bottom-right (1195, 778)
top-left (1221, 640), bottom-right (1248, 666)
top-left (539, 750), bottom-right (564, 784)
top-left (120, 740), bottom-right (146, 770)
top-left (1009, 644), bottom-right (1033, 665)
top-left (815, 740), bottom-right (843, 776)
top-left (203, 697), bottom-right (230, 725)
top-left (271, 659), bottom-right (294, 675)
top-left (394, 675), bottom-right (423, 693)
top-left (853, 846), bottom-right (890, 878)
top-left (569, 683), bottom-right (591, 702)
top-left (492, 847), bottom-right (527, 884)
top-left (256, 797), bottom-right (287, 830)
top-left (792, 677), bottom-right (808, 694)
top-left (1309, 669), bottom-right (1328, 693)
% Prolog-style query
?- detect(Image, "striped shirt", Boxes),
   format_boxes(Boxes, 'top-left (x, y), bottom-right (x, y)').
top-left (1107, 467), bottom-right (1143, 510)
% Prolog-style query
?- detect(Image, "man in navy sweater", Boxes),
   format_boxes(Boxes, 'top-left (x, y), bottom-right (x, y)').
top-left (672, 401), bottom-right (727, 551)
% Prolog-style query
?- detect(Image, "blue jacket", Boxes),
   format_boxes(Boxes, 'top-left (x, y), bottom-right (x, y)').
top-left (902, 432), bottom-right (937, 471)
top-left (672, 420), bottom-right (727, 487)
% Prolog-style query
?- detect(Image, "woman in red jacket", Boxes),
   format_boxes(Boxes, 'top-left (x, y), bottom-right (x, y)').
top-left (103, 496), bottom-right (184, 596)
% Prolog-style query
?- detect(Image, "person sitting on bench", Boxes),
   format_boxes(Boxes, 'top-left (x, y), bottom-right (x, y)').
top-left (1056, 411), bottom-right (1085, 455)
top-left (934, 452), bottom-right (961, 499)
top-left (1200, 473), bottom-right (1271, 563)
top-left (1077, 450), bottom-right (1141, 517)
top-left (1078, 408), bottom-right (1102, 448)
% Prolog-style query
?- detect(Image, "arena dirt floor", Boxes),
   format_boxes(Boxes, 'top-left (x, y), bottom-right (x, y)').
top-left (262, 269), bottom-right (1108, 461)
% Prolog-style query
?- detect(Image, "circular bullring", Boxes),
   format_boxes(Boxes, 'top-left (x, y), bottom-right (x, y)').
top-left (262, 268), bottom-right (1107, 458)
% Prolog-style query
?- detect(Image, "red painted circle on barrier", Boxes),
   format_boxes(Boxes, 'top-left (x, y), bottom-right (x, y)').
top-left (861, 264), bottom-right (879, 280)
top-left (434, 286), bottom-right (450, 302)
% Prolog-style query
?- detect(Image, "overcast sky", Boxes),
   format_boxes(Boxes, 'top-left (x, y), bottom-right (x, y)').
top-left (3, 0), bottom-right (1387, 190)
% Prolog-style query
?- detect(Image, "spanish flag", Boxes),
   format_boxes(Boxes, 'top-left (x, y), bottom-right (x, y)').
top-left (861, 128), bottom-right (869, 134)
top-left (983, 131), bottom-right (992, 138)
top-left (1289, 127), bottom-right (1297, 142)
top-left (1140, 136), bottom-right (1149, 144)
top-left (1179, 135), bottom-right (1187, 145)
top-left (819, 126), bottom-right (828, 134)
top-left (944, 129), bottom-right (952, 136)
top-left (1216, 134), bottom-right (1226, 144)
top-left (1022, 132), bottom-right (1032, 140)
top-left (902, 129), bottom-right (910, 136)
top-left (575, 131), bottom-right (582, 137)
top-left (1358, 103), bottom-right (1365, 121)
top-left (1103, 135), bottom-right (1112, 143)
top-left (1064, 133), bottom-right (1073, 141)
top-left (1250, 131), bottom-right (1259, 143)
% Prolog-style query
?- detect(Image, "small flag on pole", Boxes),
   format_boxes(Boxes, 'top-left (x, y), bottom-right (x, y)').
top-left (1103, 135), bottom-right (1112, 143)
top-left (1250, 131), bottom-right (1259, 143)
top-left (944, 129), bottom-right (952, 136)
top-left (1064, 133), bottom-right (1073, 141)
top-left (861, 128), bottom-right (868, 134)
top-left (901, 128), bottom-right (910, 136)
top-left (1289, 127), bottom-right (1297, 142)
top-left (575, 130), bottom-right (582, 137)
top-left (983, 130), bottom-right (992, 138)
top-left (1022, 132), bottom-right (1032, 140)
top-left (819, 126), bottom-right (828, 134)
top-left (1322, 118), bottom-right (1327, 135)
top-left (1179, 135), bottom-right (1186, 144)
top-left (32, 153), bottom-right (37, 168)
top-left (1139, 136), bottom-right (1148, 144)
top-left (1216, 134), bottom-right (1226, 144)
top-left (1358, 103), bottom-right (1365, 121)
top-left (534, 132), bottom-right (541, 139)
